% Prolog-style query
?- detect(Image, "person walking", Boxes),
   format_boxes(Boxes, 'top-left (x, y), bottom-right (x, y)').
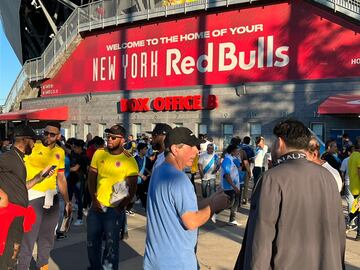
top-left (146, 123), bottom-right (172, 171)
top-left (235, 119), bottom-right (345, 270)
top-left (144, 127), bottom-right (229, 270)
top-left (198, 143), bottom-right (220, 198)
top-left (87, 124), bottom-right (138, 270)
top-left (220, 144), bottom-right (241, 226)
top-left (0, 125), bottom-right (54, 270)
top-left (18, 122), bottom-right (71, 270)
top-left (349, 142), bottom-right (360, 241)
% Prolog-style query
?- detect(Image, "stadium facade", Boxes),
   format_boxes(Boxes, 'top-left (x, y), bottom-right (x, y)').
top-left (1, 0), bottom-right (360, 147)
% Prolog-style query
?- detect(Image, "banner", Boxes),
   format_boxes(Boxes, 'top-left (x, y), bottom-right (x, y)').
top-left (41, 1), bottom-right (360, 97)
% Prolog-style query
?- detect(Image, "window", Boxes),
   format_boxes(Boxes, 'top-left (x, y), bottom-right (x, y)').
top-left (310, 123), bottom-right (324, 142)
top-left (84, 123), bottom-right (91, 141)
top-left (223, 124), bottom-right (233, 148)
top-left (98, 123), bottom-right (106, 138)
top-left (132, 123), bottom-right (142, 139)
top-left (174, 123), bottom-right (183, 128)
top-left (70, 124), bottom-right (78, 138)
top-left (250, 123), bottom-right (262, 141)
top-left (198, 124), bottom-right (207, 136)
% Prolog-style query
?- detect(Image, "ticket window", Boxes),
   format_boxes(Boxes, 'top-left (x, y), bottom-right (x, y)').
top-left (223, 124), bottom-right (233, 148)
top-left (198, 124), bottom-right (208, 136)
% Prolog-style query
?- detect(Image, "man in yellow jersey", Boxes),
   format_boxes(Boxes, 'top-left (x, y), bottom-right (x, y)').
top-left (349, 142), bottom-right (360, 241)
top-left (18, 122), bottom-right (71, 270)
top-left (87, 124), bottom-right (138, 270)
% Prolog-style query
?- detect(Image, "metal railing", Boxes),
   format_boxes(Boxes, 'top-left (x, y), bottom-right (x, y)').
top-left (3, 0), bottom-right (360, 113)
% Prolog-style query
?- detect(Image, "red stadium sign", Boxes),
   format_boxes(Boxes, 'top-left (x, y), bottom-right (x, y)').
top-left (118, 94), bottom-right (218, 112)
top-left (41, 1), bottom-right (360, 97)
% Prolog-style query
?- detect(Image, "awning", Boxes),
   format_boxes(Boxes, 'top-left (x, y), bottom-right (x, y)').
top-left (318, 95), bottom-right (360, 115)
top-left (0, 106), bottom-right (68, 121)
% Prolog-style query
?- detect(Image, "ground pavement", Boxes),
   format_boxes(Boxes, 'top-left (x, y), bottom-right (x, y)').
top-left (28, 198), bottom-right (360, 270)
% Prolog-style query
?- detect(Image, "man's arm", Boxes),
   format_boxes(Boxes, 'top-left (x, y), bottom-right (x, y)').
top-left (250, 175), bottom-right (281, 269)
top-left (198, 163), bottom-right (204, 179)
top-left (57, 171), bottom-right (71, 215)
top-left (182, 191), bottom-right (230, 230)
top-left (225, 173), bottom-right (240, 194)
top-left (117, 175), bottom-right (137, 210)
top-left (0, 188), bottom-right (8, 208)
top-left (87, 167), bottom-right (102, 212)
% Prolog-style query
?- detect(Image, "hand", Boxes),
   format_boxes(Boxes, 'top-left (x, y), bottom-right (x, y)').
top-left (65, 202), bottom-right (72, 217)
top-left (209, 190), bottom-right (230, 214)
top-left (11, 243), bottom-right (20, 260)
top-left (141, 175), bottom-right (147, 181)
top-left (91, 197), bottom-right (103, 213)
top-left (234, 186), bottom-right (241, 195)
top-left (39, 166), bottom-right (56, 180)
top-left (0, 189), bottom-right (9, 208)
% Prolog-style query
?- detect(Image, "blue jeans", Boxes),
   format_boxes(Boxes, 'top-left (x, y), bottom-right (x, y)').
top-left (201, 178), bottom-right (216, 198)
top-left (87, 207), bottom-right (125, 270)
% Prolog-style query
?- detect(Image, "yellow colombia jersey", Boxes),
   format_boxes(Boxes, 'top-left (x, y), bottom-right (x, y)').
top-left (24, 142), bottom-right (65, 192)
top-left (91, 149), bottom-right (139, 207)
top-left (349, 151), bottom-right (360, 196)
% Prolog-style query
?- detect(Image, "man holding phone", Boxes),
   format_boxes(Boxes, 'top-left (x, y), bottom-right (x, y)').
top-left (0, 125), bottom-right (55, 269)
top-left (18, 122), bottom-right (71, 270)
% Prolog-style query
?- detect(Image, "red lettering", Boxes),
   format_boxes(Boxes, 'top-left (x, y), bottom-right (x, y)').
top-left (153, 97), bottom-right (165, 111)
top-left (183, 96), bottom-right (192, 110)
top-left (137, 98), bottom-right (150, 111)
top-left (207, 94), bottom-right (218, 109)
top-left (165, 97), bottom-right (172, 110)
top-left (120, 99), bottom-right (129, 112)
top-left (193, 95), bottom-right (202, 110)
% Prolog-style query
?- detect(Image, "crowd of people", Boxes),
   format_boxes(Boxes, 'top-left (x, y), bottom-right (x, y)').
top-left (0, 119), bottom-right (359, 269)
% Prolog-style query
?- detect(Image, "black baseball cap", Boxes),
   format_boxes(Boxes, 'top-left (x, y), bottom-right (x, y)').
top-left (104, 124), bottom-right (126, 137)
top-left (165, 127), bottom-right (205, 148)
top-left (13, 125), bottom-right (41, 140)
top-left (146, 123), bottom-right (172, 136)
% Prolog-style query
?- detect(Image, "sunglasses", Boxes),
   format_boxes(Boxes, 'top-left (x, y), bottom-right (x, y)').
top-left (106, 134), bottom-right (124, 140)
top-left (44, 131), bottom-right (59, 137)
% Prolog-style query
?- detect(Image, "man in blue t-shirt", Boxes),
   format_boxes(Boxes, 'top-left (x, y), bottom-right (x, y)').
top-left (144, 127), bottom-right (230, 270)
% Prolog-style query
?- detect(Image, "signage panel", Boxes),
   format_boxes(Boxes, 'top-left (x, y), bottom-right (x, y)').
top-left (41, 1), bottom-right (360, 97)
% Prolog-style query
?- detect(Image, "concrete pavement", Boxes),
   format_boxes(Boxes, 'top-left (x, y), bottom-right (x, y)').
top-left (35, 199), bottom-right (360, 270)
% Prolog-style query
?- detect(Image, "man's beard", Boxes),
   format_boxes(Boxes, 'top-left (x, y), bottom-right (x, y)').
top-left (108, 142), bottom-right (122, 152)
top-left (152, 142), bottom-right (161, 151)
top-left (24, 144), bottom-right (33, 155)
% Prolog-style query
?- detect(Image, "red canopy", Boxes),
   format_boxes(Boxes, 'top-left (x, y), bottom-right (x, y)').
top-left (318, 95), bottom-right (360, 115)
top-left (0, 106), bottom-right (68, 121)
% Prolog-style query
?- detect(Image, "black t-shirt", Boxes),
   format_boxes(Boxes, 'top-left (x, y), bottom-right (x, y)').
top-left (0, 148), bottom-right (27, 207)
top-left (321, 152), bottom-right (341, 172)
top-left (69, 152), bottom-right (89, 184)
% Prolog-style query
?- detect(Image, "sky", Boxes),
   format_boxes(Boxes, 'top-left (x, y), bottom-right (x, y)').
top-left (0, 23), bottom-right (22, 106)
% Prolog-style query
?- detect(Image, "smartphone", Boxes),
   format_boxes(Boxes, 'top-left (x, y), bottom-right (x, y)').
top-left (42, 165), bottom-right (57, 177)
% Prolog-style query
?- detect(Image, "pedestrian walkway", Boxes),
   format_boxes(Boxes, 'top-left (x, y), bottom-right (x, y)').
top-left (35, 201), bottom-right (360, 270)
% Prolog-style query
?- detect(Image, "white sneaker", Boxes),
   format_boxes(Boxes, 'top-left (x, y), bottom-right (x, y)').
top-left (74, 219), bottom-right (83, 226)
top-left (227, 220), bottom-right (241, 226)
top-left (211, 214), bottom-right (217, 224)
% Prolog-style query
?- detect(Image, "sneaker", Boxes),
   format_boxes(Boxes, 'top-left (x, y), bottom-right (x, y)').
top-left (355, 234), bottom-right (360, 241)
top-left (126, 210), bottom-right (135, 216)
top-left (227, 220), bottom-right (241, 226)
top-left (346, 224), bottom-right (358, 234)
top-left (121, 231), bottom-right (129, 240)
top-left (74, 219), bottom-right (83, 226)
top-left (135, 199), bottom-right (141, 204)
top-left (211, 214), bottom-right (217, 224)
top-left (56, 232), bottom-right (67, 240)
